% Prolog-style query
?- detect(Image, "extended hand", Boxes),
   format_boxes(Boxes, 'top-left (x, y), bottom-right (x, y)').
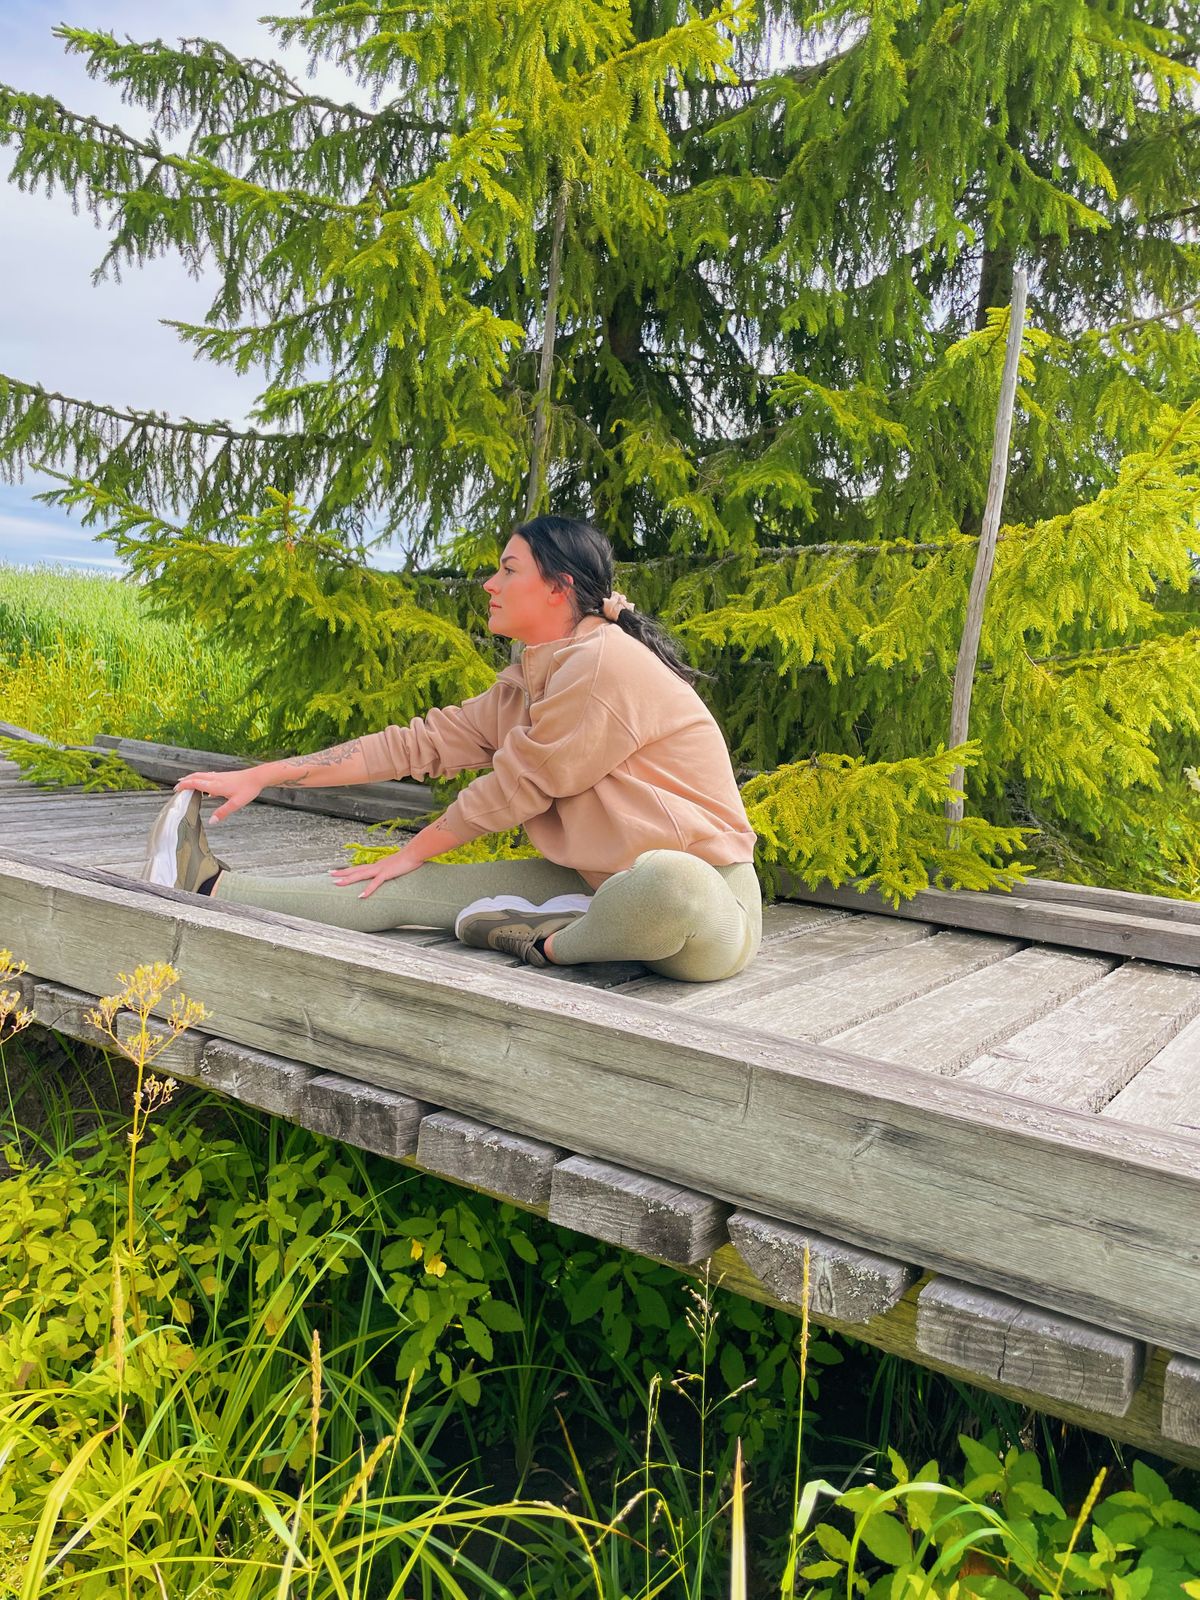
top-left (328, 847), bottom-right (423, 899)
top-left (174, 769), bottom-right (266, 823)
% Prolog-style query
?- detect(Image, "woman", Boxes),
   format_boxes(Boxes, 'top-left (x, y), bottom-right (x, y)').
top-left (144, 516), bottom-right (762, 981)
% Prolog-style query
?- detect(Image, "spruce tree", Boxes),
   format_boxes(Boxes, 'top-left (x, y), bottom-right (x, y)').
top-left (1, 1), bottom-right (1198, 897)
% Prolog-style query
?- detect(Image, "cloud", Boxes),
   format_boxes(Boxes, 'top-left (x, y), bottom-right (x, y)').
top-left (2, 4), bottom-right (379, 565)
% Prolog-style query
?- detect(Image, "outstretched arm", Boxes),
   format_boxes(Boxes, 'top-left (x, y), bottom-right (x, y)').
top-left (174, 735), bottom-right (379, 822)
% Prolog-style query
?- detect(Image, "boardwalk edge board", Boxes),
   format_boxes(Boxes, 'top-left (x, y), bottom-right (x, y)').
top-left (782, 875), bottom-right (1200, 967)
top-left (12, 960), bottom-right (1200, 1464)
top-left (548, 1155), bottom-right (731, 1265)
top-left (417, 1112), bottom-right (562, 1207)
top-left (916, 1278), bottom-right (1145, 1418)
top-left (9, 852), bottom-right (1200, 1360)
top-left (728, 1210), bottom-right (918, 1324)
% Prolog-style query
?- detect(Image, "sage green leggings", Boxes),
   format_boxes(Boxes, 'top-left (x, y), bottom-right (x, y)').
top-left (213, 850), bottom-right (762, 983)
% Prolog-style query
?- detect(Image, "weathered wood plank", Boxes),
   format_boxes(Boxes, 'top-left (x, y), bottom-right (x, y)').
top-left (1101, 1014), bottom-right (1200, 1136)
top-left (759, 901), bottom-right (855, 944)
top-left (829, 947), bottom-right (1115, 1074)
top-left (1012, 878), bottom-right (1200, 926)
top-left (114, 1013), bottom-right (208, 1083)
top-left (417, 1112), bottom-right (561, 1206)
top-left (717, 932), bottom-right (1021, 1039)
top-left (1163, 1355), bottom-right (1200, 1448)
top-left (93, 735), bottom-right (432, 824)
top-left (916, 1278), bottom-right (1145, 1417)
top-left (783, 878), bottom-right (1200, 967)
top-left (959, 961), bottom-right (1200, 1111)
top-left (549, 1155), bottom-right (730, 1264)
top-left (303, 1071), bottom-right (429, 1160)
top-left (620, 914), bottom-right (935, 1010)
top-left (11, 854), bottom-right (1200, 1355)
top-left (30, 980), bottom-right (116, 1048)
top-left (728, 1211), bottom-right (917, 1323)
top-left (199, 1039), bottom-right (319, 1119)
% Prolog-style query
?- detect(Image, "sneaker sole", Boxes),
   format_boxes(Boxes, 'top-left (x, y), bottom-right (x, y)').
top-left (453, 893), bottom-right (591, 942)
top-left (142, 790), bottom-right (197, 886)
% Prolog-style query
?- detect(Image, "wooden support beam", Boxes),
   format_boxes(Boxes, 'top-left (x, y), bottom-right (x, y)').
top-left (1162, 1356), bottom-right (1200, 1449)
top-left (115, 1015), bottom-right (208, 1083)
top-left (31, 980), bottom-right (116, 1049)
top-left (917, 1278), bottom-right (1145, 1417)
top-left (2, 969), bottom-right (34, 1015)
top-left (550, 1156), bottom-right (730, 1264)
top-left (303, 1072), bottom-right (428, 1161)
top-left (729, 1211), bottom-right (917, 1324)
top-left (417, 1112), bottom-right (561, 1206)
top-left (200, 1040), bottom-right (319, 1120)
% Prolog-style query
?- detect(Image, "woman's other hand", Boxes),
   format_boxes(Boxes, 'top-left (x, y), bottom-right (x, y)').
top-left (173, 769), bottom-right (266, 823)
top-left (328, 847), bottom-right (425, 898)
top-left (327, 818), bottom-right (459, 898)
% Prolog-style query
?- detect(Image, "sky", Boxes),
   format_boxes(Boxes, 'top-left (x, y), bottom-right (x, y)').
top-left (0, 2), bottom-right (370, 573)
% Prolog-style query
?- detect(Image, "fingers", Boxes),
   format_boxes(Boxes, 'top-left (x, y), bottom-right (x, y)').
top-left (328, 864), bottom-right (375, 884)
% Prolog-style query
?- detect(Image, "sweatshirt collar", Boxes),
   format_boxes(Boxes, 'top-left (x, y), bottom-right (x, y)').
top-left (520, 613), bottom-right (607, 702)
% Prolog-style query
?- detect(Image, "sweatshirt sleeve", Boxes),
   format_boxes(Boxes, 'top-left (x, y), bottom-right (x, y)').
top-left (355, 673), bottom-right (517, 784)
top-left (436, 642), bottom-right (642, 845)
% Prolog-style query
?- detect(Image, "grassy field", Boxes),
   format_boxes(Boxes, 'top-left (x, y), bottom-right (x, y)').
top-left (0, 562), bottom-right (255, 752)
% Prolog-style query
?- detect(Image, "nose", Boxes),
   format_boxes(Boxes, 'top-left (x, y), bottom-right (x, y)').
top-left (483, 572), bottom-right (500, 595)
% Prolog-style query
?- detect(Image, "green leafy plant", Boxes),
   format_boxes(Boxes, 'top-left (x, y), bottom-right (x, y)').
top-left (0, 736), bottom-right (156, 793)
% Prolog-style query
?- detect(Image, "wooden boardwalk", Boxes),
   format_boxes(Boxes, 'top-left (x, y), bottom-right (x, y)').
top-left (4, 736), bottom-right (1200, 1460)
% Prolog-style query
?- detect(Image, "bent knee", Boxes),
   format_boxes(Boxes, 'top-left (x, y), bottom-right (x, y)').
top-left (626, 849), bottom-right (715, 921)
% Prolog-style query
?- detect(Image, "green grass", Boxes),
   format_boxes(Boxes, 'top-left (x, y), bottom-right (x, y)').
top-left (0, 563), bottom-right (255, 752)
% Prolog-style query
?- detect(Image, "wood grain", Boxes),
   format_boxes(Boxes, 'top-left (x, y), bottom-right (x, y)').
top-left (1102, 1014), bottom-right (1200, 1136)
top-left (716, 932), bottom-right (1021, 1040)
top-left (1163, 1355), bottom-right (1200, 1448)
top-left (550, 1156), bottom-right (730, 1264)
top-left (784, 878), bottom-right (1200, 966)
top-left (829, 946), bottom-right (1115, 1073)
top-left (200, 1040), bottom-right (320, 1120)
top-left (303, 1072), bottom-right (429, 1161)
top-left (959, 961), bottom-right (1200, 1110)
top-left (417, 1112), bottom-right (561, 1206)
top-left (917, 1277), bottom-right (1144, 1416)
top-left (728, 1211), bottom-right (917, 1323)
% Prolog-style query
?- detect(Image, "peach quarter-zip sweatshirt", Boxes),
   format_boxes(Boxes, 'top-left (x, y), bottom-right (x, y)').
top-left (356, 614), bottom-right (758, 888)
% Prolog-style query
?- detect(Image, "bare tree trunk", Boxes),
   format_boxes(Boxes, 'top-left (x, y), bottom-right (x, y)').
top-left (946, 268), bottom-right (1028, 832)
top-left (511, 184), bottom-right (569, 665)
top-left (523, 182), bottom-right (569, 521)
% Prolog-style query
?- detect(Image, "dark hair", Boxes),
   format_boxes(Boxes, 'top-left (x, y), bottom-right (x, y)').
top-left (514, 515), bottom-right (699, 684)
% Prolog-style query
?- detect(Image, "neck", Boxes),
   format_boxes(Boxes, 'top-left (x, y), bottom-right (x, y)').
top-left (515, 613), bottom-right (581, 647)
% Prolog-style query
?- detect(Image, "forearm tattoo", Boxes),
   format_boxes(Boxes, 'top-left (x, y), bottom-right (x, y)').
top-left (288, 738), bottom-right (364, 785)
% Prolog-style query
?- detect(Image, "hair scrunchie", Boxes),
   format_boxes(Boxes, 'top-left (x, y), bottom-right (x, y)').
top-left (602, 591), bottom-right (633, 621)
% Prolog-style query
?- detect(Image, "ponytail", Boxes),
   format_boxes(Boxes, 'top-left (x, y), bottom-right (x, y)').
top-left (515, 515), bottom-right (702, 685)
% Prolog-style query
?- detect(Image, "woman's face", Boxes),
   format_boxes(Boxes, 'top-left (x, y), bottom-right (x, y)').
top-left (483, 534), bottom-right (575, 644)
